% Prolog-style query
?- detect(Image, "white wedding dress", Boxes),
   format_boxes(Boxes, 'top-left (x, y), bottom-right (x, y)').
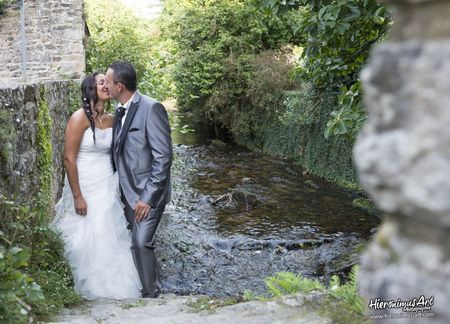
top-left (52, 127), bottom-right (141, 300)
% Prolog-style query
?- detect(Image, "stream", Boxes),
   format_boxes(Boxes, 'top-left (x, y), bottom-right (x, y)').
top-left (156, 112), bottom-right (380, 297)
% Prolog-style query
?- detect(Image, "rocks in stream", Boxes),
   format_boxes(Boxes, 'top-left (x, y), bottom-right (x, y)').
top-left (155, 143), bottom-right (379, 298)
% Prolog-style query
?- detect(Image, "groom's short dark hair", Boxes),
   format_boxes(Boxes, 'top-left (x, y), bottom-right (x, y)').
top-left (109, 61), bottom-right (137, 92)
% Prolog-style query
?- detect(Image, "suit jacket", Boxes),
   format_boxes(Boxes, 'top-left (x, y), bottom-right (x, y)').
top-left (112, 91), bottom-right (172, 209)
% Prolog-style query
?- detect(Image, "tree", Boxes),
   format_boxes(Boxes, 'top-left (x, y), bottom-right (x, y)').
top-left (262, 0), bottom-right (391, 140)
top-left (85, 0), bottom-right (174, 100)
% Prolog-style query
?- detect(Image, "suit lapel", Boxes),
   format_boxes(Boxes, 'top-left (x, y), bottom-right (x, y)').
top-left (112, 105), bottom-right (121, 146)
top-left (117, 92), bottom-right (140, 154)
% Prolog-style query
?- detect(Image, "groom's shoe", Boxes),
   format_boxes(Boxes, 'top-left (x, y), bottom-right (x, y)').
top-left (141, 289), bottom-right (160, 298)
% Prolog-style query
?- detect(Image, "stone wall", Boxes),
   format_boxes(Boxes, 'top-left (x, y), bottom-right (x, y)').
top-left (0, 0), bottom-right (85, 87)
top-left (354, 0), bottom-right (450, 323)
top-left (0, 81), bottom-right (74, 207)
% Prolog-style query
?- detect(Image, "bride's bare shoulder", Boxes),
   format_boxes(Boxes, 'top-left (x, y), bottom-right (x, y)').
top-left (67, 108), bottom-right (90, 131)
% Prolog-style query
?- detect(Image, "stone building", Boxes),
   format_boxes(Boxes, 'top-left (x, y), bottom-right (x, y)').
top-left (0, 0), bottom-right (85, 208)
top-left (0, 0), bottom-right (85, 86)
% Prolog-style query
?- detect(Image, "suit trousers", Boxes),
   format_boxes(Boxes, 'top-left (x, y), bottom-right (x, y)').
top-left (122, 196), bottom-right (165, 298)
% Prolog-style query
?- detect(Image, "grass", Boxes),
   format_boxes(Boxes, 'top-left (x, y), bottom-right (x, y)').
top-left (186, 296), bottom-right (241, 312)
top-left (121, 300), bottom-right (147, 309)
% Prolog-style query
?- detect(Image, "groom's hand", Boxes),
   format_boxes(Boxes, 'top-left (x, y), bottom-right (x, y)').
top-left (134, 200), bottom-right (151, 223)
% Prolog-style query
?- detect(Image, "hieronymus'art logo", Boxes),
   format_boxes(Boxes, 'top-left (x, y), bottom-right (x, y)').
top-left (368, 295), bottom-right (434, 313)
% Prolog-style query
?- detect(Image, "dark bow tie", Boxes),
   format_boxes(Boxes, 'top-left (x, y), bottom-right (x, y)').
top-left (116, 106), bottom-right (126, 132)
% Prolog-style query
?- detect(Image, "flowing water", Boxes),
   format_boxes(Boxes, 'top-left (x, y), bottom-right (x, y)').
top-left (157, 112), bottom-right (380, 297)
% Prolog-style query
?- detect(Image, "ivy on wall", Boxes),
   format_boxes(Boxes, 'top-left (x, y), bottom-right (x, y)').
top-left (0, 82), bottom-right (83, 323)
top-left (236, 87), bottom-right (359, 188)
top-left (35, 87), bottom-right (54, 224)
top-left (67, 80), bottom-right (82, 114)
top-left (0, 110), bottom-right (15, 177)
top-left (0, 0), bottom-right (13, 15)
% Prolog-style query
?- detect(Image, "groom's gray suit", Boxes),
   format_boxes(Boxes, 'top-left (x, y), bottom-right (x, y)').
top-left (112, 91), bottom-right (172, 298)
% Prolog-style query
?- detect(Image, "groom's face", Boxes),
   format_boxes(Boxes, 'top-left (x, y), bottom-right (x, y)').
top-left (105, 68), bottom-right (119, 100)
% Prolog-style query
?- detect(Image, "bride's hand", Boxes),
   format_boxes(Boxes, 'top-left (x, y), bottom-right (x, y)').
top-left (74, 196), bottom-right (88, 216)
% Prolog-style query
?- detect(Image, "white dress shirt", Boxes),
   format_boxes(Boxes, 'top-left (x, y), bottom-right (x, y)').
top-left (119, 92), bottom-right (137, 127)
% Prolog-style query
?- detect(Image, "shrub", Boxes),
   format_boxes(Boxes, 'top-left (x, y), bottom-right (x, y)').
top-left (161, 0), bottom-right (302, 112)
top-left (0, 236), bottom-right (44, 324)
top-left (29, 227), bottom-right (83, 317)
top-left (0, 196), bottom-right (82, 322)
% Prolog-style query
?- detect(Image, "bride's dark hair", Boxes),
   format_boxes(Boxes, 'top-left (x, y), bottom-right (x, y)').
top-left (81, 72), bottom-right (100, 143)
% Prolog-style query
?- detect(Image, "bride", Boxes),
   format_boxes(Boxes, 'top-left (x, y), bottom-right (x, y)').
top-left (52, 72), bottom-right (141, 299)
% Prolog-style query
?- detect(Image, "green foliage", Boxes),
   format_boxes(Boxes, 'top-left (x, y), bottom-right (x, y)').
top-left (324, 81), bottom-right (366, 141)
top-left (161, 0), bottom-right (302, 112)
top-left (28, 226), bottom-right (83, 316)
top-left (262, 265), bottom-right (365, 316)
top-left (85, 0), bottom-right (175, 100)
top-left (352, 197), bottom-right (379, 216)
top-left (36, 89), bottom-right (54, 224)
top-left (328, 265), bottom-right (364, 314)
top-left (262, 0), bottom-right (390, 87)
top-left (0, 0), bottom-right (12, 15)
top-left (230, 50), bottom-right (299, 139)
top-left (0, 235), bottom-right (44, 324)
top-left (186, 296), bottom-right (240, 312)
top-left (237, 86), bottom-right (358, 185)
top-left (297, 0), bottom-right (390, 87)
top-left (262, 0), bottom-right (391, 140)
top-left (164, 0), bottom-right (360, 184)
top-left (67, 80), bottom-right (82, 114)
top-left (203, 50), bottom-right (298, 135)
top-left (0, 196), bottom-right (81, 323)
top-left (121, 299), bottom-right (147, 309)
top-left (264, 272), bottom-right (325, 296)
top-left (0, 110), bottom-right (15, 175)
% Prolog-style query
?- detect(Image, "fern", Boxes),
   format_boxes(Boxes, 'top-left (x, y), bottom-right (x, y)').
top-left (328, 265), bottom-right (364, 314)
top-left (264, 272), bottom-right (325, 297)
top-left (263, 266), bottom-right (365, 315)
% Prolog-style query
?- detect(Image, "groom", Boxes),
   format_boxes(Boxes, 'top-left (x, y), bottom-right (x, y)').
top-left (106, 61), bottom-right (172, 298)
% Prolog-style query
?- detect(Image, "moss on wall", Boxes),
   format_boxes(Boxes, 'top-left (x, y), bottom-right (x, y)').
top-left (35, 87), bottom-right (54, 224)
top-left (0, 109), bottom-right (15, 176)
top-left (67, 80), bottom-right (81, 114)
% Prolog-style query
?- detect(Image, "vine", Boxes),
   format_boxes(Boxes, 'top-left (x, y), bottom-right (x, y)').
top-left (35, 87), bottom-right (54, 224)
top-left (0, 109), bottom-right (15, 176)
top-left (67, 80), bottom-right (82, 114)
top-left (0, 0), bottom-right (13, 15)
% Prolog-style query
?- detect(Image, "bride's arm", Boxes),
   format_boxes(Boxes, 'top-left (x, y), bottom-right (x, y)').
top-left (64, 109), bottom-right (89, 216)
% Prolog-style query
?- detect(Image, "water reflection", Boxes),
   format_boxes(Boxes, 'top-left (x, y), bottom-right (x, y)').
top-left (170, 112), bottom-right (378, 240)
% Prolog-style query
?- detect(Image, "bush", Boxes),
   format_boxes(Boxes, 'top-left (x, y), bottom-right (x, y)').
top-left (0, 196), bottom-right (82, 322)
top-left (0, 236), bottom-right (44, 324)
top-left (230, 50), bottom-right (299, 142)
top-left (29, 227), bottom-right (83, 317)
top-left (161, 0), bottom-right (302, 112)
